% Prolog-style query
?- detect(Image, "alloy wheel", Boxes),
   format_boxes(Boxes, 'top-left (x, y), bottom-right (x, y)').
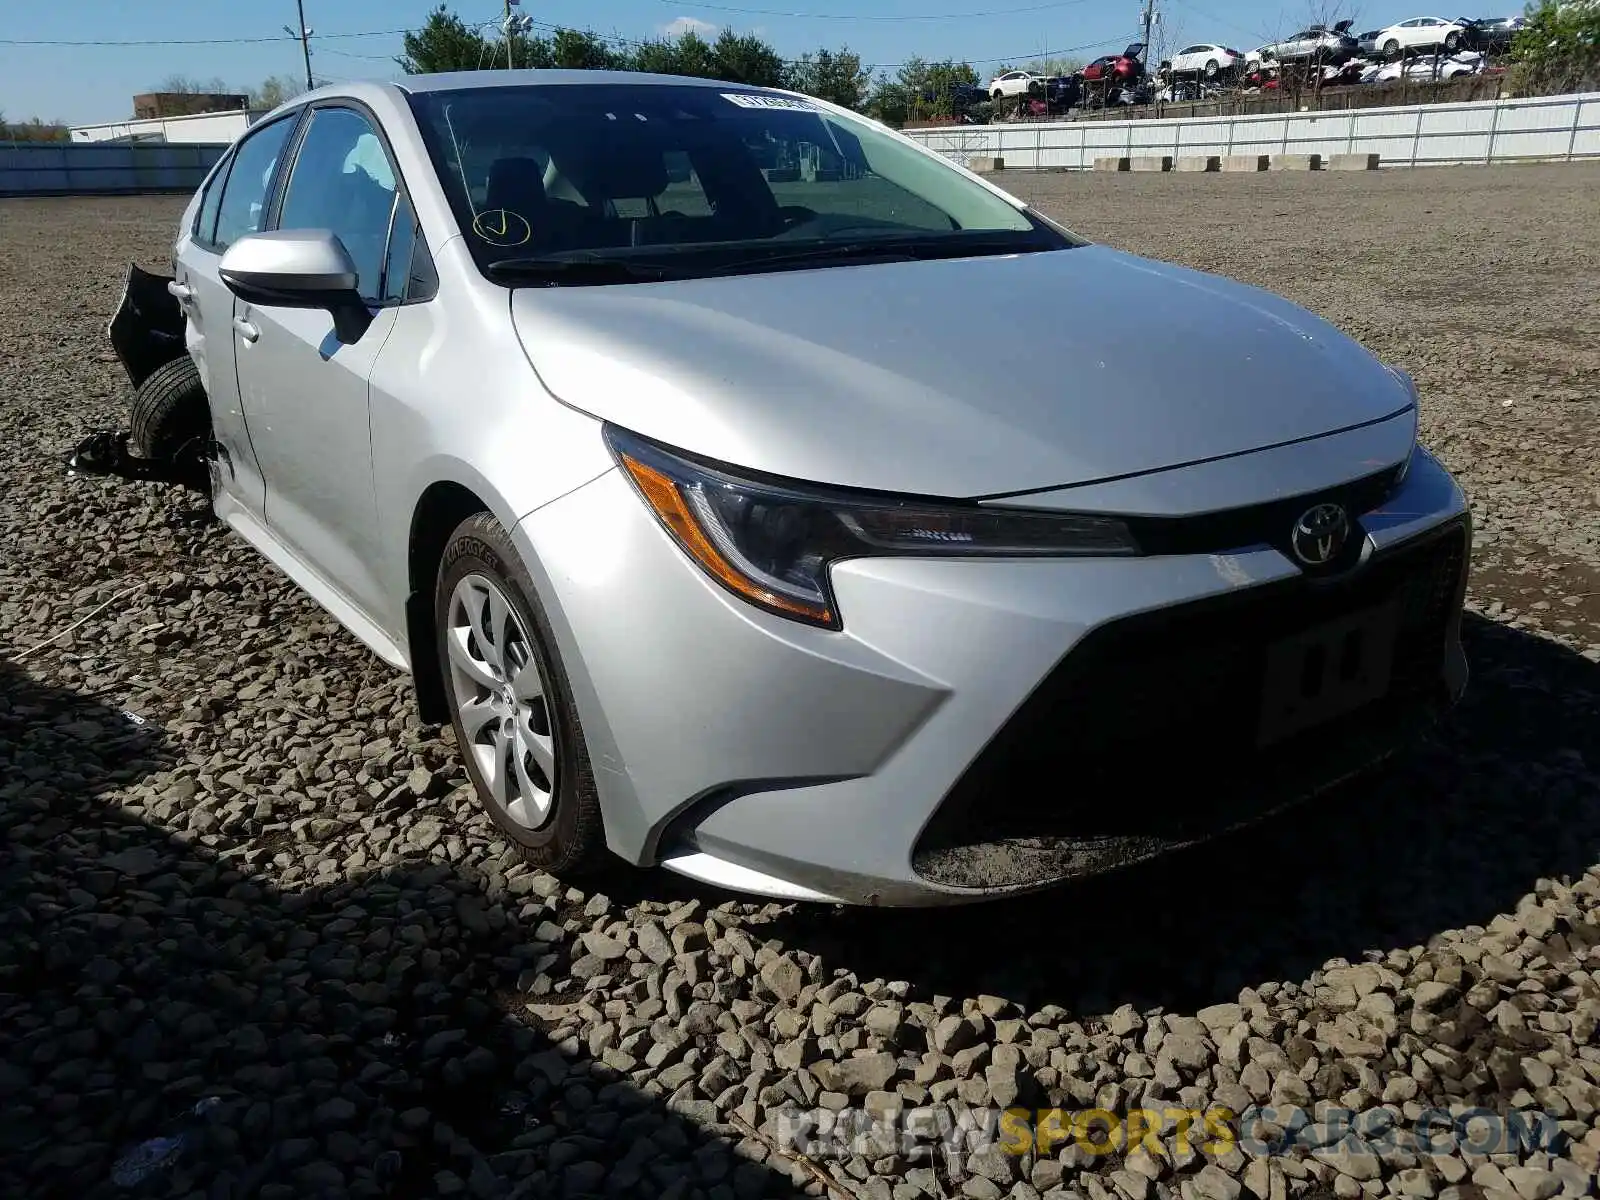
top-left (445, 573), bottom-right (558, 830)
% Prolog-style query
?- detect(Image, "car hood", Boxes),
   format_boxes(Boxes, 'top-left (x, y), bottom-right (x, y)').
top-left (509, 244), bottom-right (1414, 498)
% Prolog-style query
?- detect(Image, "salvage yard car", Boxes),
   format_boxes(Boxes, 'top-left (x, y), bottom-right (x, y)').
top-left (78, 70), bottom-right (1472, 906)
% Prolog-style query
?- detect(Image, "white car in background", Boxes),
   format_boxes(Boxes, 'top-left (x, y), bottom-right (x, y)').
top-left (1362, 49), bottom-right (1485, 82)
top-left (987, 70), bottom-right (1044, 98)
top-left (1373, 16), bottom-right (1470, 57)
top-left (1168, 43), bottom-right (1242, 77)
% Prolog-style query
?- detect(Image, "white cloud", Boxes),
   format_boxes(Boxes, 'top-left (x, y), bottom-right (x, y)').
top-left (660, 15), bottom-right (718, 37)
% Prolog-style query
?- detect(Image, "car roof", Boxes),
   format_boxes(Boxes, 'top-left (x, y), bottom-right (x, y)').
top-left (392, 68), bottom-right (776, 94)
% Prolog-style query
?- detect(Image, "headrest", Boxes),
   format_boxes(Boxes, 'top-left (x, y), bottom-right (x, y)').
top-left (485, 157), bottom-right (549, 214)
top-left (568, 140), bottom-right (670, 200)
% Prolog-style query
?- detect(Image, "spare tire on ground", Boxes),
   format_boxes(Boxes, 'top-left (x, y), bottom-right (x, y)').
top-left (130, 355), bottom-right (210, 463)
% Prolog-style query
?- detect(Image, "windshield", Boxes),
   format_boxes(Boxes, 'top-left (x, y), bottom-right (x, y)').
top-left (406, 82), bottom-right (1073, 283)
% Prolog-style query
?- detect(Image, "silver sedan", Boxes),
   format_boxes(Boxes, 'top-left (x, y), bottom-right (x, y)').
top-left (116, 70), bottom-right (1471, 905)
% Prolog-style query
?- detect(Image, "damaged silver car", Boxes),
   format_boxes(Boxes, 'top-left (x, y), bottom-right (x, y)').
top-left (69, 71), bottom-right (1471, 906)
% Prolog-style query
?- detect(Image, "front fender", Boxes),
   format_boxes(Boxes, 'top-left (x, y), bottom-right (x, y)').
top-left (107, 262), bottom-right (186, 389)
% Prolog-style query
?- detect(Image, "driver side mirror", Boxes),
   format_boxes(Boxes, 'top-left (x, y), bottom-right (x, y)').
top-left (219, 229), bottom-right (374, 344)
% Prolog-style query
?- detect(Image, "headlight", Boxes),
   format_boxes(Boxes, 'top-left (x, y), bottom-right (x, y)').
top-left (1386, 365), bottom-right (1420, 484)
top-left (606, 426), bottom-right (1137, 629)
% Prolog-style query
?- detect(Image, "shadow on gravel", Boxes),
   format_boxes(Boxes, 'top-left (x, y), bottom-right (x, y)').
top-left (766, 613), bottom-right (1600, 1017)
top-left (0, 662), bottom-right (800, 1200)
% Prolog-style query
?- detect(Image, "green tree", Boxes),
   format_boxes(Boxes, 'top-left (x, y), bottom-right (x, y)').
top-left (0, 114), bottom-right (69, 142)
top-left (541, 28), bottom-right (620, 70)
top-left (709, 29), bottom-right (786, 86)
top-left (1512, 0), bottom-right (1600, 95)
top-left (869, 57), bottom-right (979, 125)
top-left (784, 46), bottom-right (872, 108)
top-left (397, 5), bottom-right (492, 73)
top-left (629, 29), bottom-right (719, 77)
top-left (395, 4), bottom-right (789, 85)
top-left (249, 75), bottom-right (305, 110)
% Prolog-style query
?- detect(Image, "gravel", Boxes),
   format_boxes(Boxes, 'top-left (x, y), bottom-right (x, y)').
top-left (2, 173), bottom-right (1599, 1200)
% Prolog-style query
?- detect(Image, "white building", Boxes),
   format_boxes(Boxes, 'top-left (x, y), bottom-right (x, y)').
top-left (70, 108), bottom-right (263, 145)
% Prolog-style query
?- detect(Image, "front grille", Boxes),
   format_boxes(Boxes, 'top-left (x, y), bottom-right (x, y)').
top-left (912, 518), bottom-right (1468, 889)
top-left (1119, 464), bottom-right (1404, 559)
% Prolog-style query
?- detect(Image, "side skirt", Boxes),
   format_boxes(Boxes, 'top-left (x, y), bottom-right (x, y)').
top-left (215, 490), bottom-right (412, 673)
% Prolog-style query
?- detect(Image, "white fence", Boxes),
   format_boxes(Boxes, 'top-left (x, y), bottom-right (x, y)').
top-left (903, 91), bottom-right (1600, 170)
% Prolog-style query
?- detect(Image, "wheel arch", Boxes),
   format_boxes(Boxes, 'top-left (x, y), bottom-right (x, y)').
top-left (405, 479), bottom-right (494, 725)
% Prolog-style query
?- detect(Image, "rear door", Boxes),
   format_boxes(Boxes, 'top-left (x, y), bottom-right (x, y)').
top-left (172, 110), bottom-right (301, 520)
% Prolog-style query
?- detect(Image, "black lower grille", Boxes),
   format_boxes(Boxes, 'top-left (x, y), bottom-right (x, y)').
top-left (912, 518), bottom-right (1469, 889)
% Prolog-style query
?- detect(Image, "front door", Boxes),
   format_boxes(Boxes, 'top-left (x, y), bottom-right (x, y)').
top-left (231, 105), bottom-right (408, 619)
top-left (173, 110), bottom-right (300, 520)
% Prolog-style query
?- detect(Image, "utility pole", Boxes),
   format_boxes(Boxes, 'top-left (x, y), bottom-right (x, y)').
top-left (1140, 0), bottom-right (1157, 53)
top-left (504, 0), bottom-right (529, 70)
top-left (287, 0), bottom-right (314, 92)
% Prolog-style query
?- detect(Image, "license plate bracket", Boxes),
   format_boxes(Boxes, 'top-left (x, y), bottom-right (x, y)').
top-left (1257, 599), bottom-right (1400, 746)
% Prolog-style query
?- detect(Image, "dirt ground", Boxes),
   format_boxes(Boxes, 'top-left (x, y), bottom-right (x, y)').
top-left (2, 171), bottom-right (1599, 1200)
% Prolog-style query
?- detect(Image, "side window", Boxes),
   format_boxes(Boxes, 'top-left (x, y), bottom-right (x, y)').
top-left (192, 151), bottom-right (231, 246)
top-left (379, 193), bottom-right (437, 304)
top-left (277, 107), bottom-right (399, 304)
top-left (213, 116), bottom-right (297, 252)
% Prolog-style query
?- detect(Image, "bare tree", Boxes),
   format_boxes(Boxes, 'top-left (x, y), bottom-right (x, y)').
top-left (154, 74), bottom-right (234, 95)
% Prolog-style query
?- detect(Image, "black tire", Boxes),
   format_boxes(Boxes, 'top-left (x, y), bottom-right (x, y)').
top-left (1384, 39), bottom-right (1401, 59)
top-left (1444, 32), bottom-right (1461, 52)
top-left (1204, 58), bottom-right (1220, 78)
top-left (130, 355), bottom-right (210, 462)
top-left (434, 512), bottom-right (605, 876)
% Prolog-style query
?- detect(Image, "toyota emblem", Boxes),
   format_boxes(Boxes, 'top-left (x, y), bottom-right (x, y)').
top-left (1291, 503), bottom-right (1350, 567)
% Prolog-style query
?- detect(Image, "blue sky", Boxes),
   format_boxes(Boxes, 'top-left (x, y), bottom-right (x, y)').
top-left (3, 0), bottom-right (1447, 126)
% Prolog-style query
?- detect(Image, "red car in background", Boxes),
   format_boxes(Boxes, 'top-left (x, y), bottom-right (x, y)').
top-left (1081, 42), bottom-right (1148, 84)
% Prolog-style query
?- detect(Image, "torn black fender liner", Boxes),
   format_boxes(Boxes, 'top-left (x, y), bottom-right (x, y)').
top-left (64, 430), bottom-right (210, 492)
top-left (108, 261), bottom-right (186, 390)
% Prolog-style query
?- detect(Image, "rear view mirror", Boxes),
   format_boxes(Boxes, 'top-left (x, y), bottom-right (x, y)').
top-left (219, 229), bottom-right (373, 343)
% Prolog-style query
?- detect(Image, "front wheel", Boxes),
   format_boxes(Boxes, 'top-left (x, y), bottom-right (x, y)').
top-left (1204, 59), bottom-right (1220, 78)
top-left (1384, 39), bottom-right (1401, 59)
top-left (1443, 32), bottom-right (1461, 52)
top-left (435, 512), bottom-right (605, 875)
top-left (130, 354), bottom-right (210, 463)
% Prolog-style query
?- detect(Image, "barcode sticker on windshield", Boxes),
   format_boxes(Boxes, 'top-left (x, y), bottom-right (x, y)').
top-left (722, 93), bottom-right (817, 111)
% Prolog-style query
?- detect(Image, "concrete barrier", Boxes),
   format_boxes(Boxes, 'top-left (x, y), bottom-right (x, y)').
top-left (1271, 153), bottom-right (1324, 170)
top-left (1129, 156), bottom-right (1174, 172)
top-left (1328, 152), bottom-right (1382, 170)
top-left (1220, 154), bottom-right (1271, 172)
top-left (1176, 155), bottom-right (1222, 172)
top-left (1093, 156), bottom-right (1131, 172)
top-left (967, 156), bottom-right (1005, 173)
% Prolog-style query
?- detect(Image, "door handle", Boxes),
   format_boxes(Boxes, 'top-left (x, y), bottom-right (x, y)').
top-left (167, 281), bottom-right (194, 302)
top-left (232, 316), bottom-right (260, 343)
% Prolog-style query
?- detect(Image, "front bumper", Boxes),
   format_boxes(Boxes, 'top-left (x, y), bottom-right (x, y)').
top-left (515, 446), bottom-right (1470, 906)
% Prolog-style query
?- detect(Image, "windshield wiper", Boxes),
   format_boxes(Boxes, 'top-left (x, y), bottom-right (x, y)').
top-left (700, 235), bottom-right (1051, 277)
top-left (484, 255), bottom-right (677, 284)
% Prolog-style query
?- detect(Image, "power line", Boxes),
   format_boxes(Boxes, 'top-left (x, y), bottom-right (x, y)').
top-left (0, 19), bottom-right (1136, 72)
top-left (0, 29), bottom-right (409, 47)
top-left (1164, 0), bottom-right (1271, 45)
top-left (655, 0), bottom-right (1099, 19)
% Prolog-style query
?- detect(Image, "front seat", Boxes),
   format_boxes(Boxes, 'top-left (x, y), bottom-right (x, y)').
top-left (484, 156), bottom-right (550, 223)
